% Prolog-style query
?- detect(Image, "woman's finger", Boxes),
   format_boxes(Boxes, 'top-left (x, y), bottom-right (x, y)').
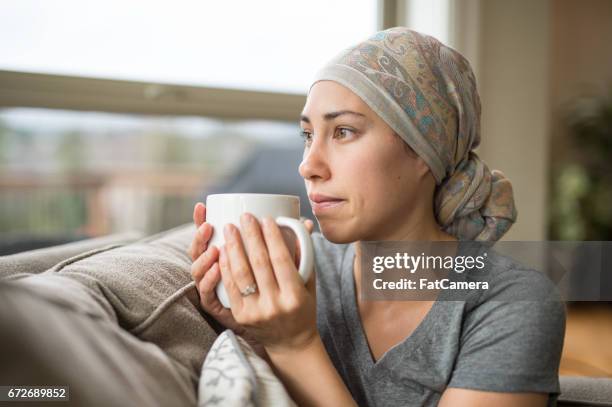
top-left (193, 203), bottom-right (206, 227)
top-left (294, 218), bottom-right (315, 266)
top-left (218, 245), bottom-right (245, 313)
top-left (197, 262), bottom-right (245, 333)
top-left (304, 219), bottom-right (314, 234)
top-left (305, 268), bottom-right (316, 298)
top-left (189, 223), bottom-right (214, 261)
top-left (261, 217), bottom-right (301, 291)
top-left (191, 245), bottom-right (219, 282)
top-left (299, 217), bottom-right (314, 234)
top-left (239, 213), bottom-right (278, 294)
top-left (197, 262), bottom-right (222, 306)
top-left (223, 223), bottom-right (259, 302)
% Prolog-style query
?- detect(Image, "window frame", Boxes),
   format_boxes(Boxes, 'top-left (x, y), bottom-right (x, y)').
top-left (0, 0), bottom-right (393, 121)
top-left (0, 69), bottom-right (306, 121)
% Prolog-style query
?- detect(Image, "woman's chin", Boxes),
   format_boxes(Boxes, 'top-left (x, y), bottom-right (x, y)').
top-left (318, 222), bottom-right (356, 244)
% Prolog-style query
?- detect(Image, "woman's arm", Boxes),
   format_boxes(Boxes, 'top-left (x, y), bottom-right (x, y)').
top-left (438, 270), bottom-right (566, 407)
top-left (439, 388), bottom-right (547, 407)
top-left (267, 336), bottom-right (357, 407)
top-left (217, 212), bottom-right (357, 407)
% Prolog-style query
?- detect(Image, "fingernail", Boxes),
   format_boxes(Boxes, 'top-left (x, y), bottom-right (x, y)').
top-left (204, 245), bottom-right (212, 257)
top-left (262, 217), bottom-right (273, 229)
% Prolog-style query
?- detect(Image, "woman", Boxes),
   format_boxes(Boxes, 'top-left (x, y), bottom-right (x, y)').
top-left (189, 28), bottom-right (565, 406)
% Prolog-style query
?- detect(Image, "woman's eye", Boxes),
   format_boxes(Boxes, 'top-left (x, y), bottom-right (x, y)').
top-left (299, 130), bottom-right (312, 144)
top-left (335, 127), bottom-right (355, 139)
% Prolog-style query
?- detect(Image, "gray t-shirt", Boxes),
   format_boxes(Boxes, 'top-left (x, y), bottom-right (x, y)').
top-left (313, 233), bottom-right (566, 407)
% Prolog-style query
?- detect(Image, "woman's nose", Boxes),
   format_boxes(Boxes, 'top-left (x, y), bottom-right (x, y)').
top-left (298, 140), bottom-right (330, 181)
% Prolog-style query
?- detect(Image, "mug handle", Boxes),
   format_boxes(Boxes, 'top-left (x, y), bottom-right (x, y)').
top-left (275, 216), bottom-right (314, 285)
top-left (216, 216), bottom-right (314, 308)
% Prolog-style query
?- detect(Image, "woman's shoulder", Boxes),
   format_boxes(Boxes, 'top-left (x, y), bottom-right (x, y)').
top-left (469, 247), bottom-right (563, 304)
top-left (446, 248), bottom-right (566, 396)
top-left (459, 246), bottom-right (567, 341)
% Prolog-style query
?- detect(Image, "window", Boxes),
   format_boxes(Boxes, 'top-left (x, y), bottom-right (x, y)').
top-left (403, 0), bottom-right (451, 45)
top-left (0, 0), bottom-right (380, 251)
top-left (0, 0), bottom-right (378, 93)
top-left (0, 108), bottom-right (301, 241)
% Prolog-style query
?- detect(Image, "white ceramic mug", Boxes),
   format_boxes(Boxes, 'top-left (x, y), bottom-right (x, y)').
top-left (205, 193), bottom-right (314, 308)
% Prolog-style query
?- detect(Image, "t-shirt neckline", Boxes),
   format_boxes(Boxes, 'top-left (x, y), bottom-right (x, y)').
top-left (339, 242), bottom-right (446, 373)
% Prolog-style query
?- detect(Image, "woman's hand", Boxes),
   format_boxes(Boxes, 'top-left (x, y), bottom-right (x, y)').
top-left (218, 212), bottom-right (317, 354)
top-left (188, 203), bottom-right (243, 334)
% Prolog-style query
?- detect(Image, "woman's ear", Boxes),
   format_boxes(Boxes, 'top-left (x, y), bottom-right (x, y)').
top-left (415, 156), bottom-right (431, 180)
top-left (394, 132), bottom-right (432, 180)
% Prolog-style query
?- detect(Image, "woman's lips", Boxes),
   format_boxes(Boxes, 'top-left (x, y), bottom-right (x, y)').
top-left (310, 199), bottom-right (345, 215)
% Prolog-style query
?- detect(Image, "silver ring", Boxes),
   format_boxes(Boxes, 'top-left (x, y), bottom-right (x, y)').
top-left (240, 283), bottom-right (258, 297)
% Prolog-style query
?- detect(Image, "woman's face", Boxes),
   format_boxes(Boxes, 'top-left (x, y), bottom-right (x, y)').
top-left (299, 80), bottom-right (432, 243)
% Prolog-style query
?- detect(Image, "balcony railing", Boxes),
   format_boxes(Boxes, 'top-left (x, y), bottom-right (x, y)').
top-left (0, 171), bottom-right (216, 241)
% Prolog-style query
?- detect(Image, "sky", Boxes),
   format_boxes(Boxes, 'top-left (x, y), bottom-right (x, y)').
top-left (0, 0), bottom-right (378, 93)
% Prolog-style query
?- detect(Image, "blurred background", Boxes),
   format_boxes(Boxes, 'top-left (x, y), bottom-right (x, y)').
top-left (1, 0), bottom-right (611, 377)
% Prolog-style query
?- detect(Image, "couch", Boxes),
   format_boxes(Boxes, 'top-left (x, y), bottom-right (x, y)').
top-left (1, 225), bottom-right (611, 406)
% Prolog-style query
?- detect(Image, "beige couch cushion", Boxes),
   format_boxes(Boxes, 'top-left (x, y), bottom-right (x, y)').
top-left (0, 224), bottom-right (218, 406)
top-left (0, 231), bottom-right (143, 279)
top-left (558, 376), bottom-right (612, 406)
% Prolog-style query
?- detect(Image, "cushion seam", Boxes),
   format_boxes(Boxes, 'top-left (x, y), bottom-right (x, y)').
top-left (49, 243), bottom-right (129, 272)
top-left (131, 281), bottom-right (198, 335)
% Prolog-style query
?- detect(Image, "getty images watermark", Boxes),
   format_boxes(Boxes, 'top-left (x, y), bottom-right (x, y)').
top-left (359, 241), bottom-right (612, 301)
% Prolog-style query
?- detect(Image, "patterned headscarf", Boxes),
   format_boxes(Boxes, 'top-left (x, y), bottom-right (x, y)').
top-left (310, 27), bottom-right (517, 241)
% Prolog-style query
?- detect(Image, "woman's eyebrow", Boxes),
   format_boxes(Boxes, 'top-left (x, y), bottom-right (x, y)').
top-left (300, 110), bottom-right (366, 123)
